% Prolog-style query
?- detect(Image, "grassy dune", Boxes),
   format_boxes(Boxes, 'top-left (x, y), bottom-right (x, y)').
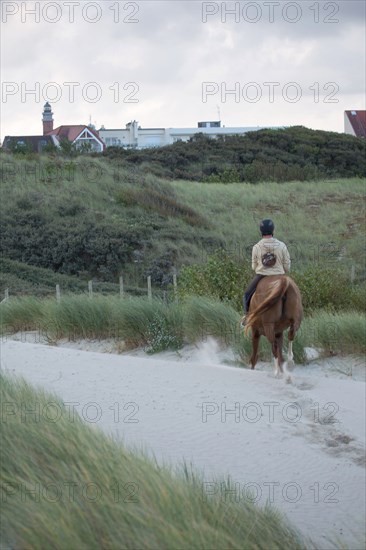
top-left (173, 178), bottom-right (366, 275)
top-left (1, 153), bottom-right (365, 294)
top-left (1, 373), bottom-right (312, 550)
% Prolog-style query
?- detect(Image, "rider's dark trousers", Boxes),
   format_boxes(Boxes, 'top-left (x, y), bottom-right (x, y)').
top-left (243, 274), bottom-right (266, 313)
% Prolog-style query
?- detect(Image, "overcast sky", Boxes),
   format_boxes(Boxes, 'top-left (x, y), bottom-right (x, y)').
top-left (1, 0), bottom-right (365, 138)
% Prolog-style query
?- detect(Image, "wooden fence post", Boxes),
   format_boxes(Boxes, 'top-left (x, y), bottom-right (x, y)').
top-left (1, 289), bottom-right (9, 303)
top-left (173, 273), bottom-right (178, 303)
top-left (350, 265), bottom-right (355, 283)
top-left (119, 275), bottom-right (124, 298)
top-left (88, 280), bottom-right (93, 298)
top-left (147, 276), bottom-right (152, 302)
top-left (56, 284), bottom-right (61, 303)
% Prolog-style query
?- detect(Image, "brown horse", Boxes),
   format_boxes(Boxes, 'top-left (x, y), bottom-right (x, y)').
top-left (244, 276), bottom-right (303, 377)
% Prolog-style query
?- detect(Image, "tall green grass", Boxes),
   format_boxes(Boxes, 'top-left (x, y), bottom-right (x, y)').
top-left (0, 296), bottom-right (45, 332)
top-left (1, 373), bottom-right (314, 549)
top-left (173, 178), bottom-right (366, 277)
top-left (298, 311), bottom-right (366, 357)
top-left (1, 295), bottom-right (364, 362)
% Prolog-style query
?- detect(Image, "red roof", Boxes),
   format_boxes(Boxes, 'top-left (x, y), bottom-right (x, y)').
top-left (47, 125), bottom-right (85, 141)
top-left (345, 111), bottom-right (366, 137)
top-left (47, 125), bottom-right (105, 146)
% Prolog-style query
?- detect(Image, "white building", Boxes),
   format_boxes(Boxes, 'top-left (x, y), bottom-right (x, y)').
top-left (99, 120), bottom-right (279, 149)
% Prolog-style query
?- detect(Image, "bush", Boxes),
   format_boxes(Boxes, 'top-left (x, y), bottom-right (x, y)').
top-left (291, 266), bottom-right (360, 312)
top-left (178, 250), bottom-right (252, 310)
top-left (0, 208), bottom-right (146, 280)
top-left (145, 308), bottom-right (183, 354)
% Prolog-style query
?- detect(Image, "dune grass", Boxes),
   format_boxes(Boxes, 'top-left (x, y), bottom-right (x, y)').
top-left (1, 372), bottom-right (314, 550)
top-left (1, 295), bottom-right (364, 363)
top-left (0, 296), bottom-right (45, 332)
top-left (298, 311), bottom-right (366, 357)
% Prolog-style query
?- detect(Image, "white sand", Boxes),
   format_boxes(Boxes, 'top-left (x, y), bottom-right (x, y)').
top-left (1, 337), bottom-right (365, 549)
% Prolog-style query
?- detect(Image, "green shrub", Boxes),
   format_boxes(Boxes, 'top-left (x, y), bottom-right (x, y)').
top-left (145, 308), bottom-right (183, 354)
top-left (292, 266), bottom-right (360, 312)
top-left (0, 208), bottom-right (145, 280)
top-left (203, 168), bottom-right (242, 184)
top-left (178, 250), bottom-right (252, 311)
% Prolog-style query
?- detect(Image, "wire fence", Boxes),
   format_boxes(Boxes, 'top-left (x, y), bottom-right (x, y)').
top-left (1, 275), bottom-right (179, 304)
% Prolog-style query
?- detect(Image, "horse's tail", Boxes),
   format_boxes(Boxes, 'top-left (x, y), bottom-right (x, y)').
top-left (244, 277), bottom-right (290, 335)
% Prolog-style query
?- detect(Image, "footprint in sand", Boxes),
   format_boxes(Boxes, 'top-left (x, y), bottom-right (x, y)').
top-left (296, 381), bottom-right (315, 391)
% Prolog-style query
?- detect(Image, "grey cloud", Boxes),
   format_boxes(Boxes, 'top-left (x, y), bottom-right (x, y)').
top-left (1, 0), bottom-right (364, 137)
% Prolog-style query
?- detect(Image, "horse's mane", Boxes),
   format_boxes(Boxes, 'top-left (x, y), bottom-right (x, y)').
top-left (244, 277), bottom-right (290, 335)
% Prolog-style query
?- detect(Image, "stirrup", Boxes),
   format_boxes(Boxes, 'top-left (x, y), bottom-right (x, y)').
top-left (240, 315), bottom-right (247, 328)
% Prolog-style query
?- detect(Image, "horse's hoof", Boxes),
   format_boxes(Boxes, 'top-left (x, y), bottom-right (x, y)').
top-left (286, 359), bottom-right (295, 372)
top-left (286, 375), bottom-right (292, 384)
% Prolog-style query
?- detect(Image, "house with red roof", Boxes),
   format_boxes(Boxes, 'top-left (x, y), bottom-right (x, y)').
top-left (2, 103), bottom-right (105, 153)
top-left (344, 110), bottom-right (366, 138)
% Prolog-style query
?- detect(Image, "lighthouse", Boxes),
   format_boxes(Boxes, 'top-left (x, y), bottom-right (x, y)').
top-left (42, 102), bottom-right (54, 135)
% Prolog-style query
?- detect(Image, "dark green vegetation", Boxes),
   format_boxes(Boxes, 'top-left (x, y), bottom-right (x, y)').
top-left (1, 373), bottom-right (314, 550)
top-left (103, 126), bottom-right (366, 182)
top-left (0, 150), bottom-right (365, 301)
top-left (0, 155), bottom-right (214, 290)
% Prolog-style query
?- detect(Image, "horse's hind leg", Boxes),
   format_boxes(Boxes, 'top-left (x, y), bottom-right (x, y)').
top-left (264, 323), bottom-right (282, 377)
top-left (250, 331), bottom-right (260, 370)
top-left (274, 333), bottom-right (284, 376)
top-left (287, 325), bottom-right (296, 371)
top-left (273, 355), bottom-right (281, 377)
top-left (287, 340), bottom-right (295, 370)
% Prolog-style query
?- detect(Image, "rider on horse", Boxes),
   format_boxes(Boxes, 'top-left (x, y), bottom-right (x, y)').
top-left (241, 219), bottom-right (291, 327)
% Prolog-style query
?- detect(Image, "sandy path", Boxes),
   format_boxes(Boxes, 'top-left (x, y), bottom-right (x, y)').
top-left (1, 339), bottom-right (365, 549)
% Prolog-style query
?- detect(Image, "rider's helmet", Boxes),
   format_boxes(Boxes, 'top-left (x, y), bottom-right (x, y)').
top-left (260, 219), bottom-right (274, 236)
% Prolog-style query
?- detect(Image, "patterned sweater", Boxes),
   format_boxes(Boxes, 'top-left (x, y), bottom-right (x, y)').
top-left (252, 237), bottom-right (291, 276)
